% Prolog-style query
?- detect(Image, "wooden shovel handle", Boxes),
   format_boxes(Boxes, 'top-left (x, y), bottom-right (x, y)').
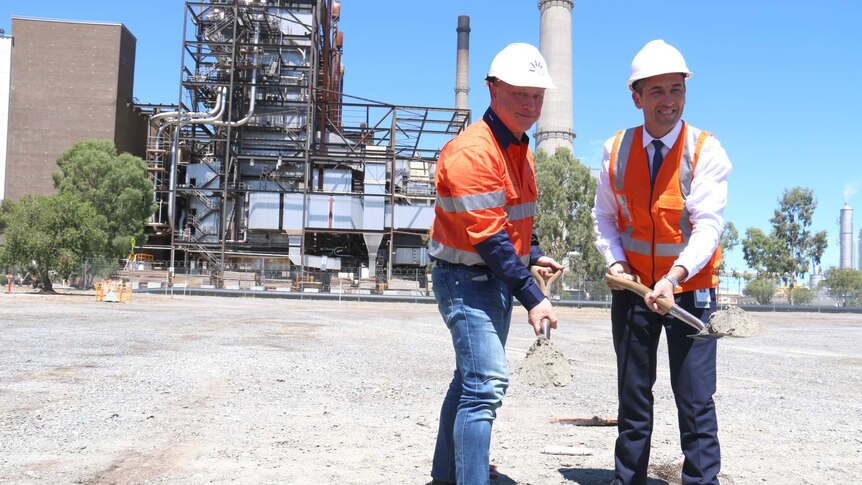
top-left (531, 266), bottom-right (564, 298)
top-left (604, 274), bottom-right (674, 312)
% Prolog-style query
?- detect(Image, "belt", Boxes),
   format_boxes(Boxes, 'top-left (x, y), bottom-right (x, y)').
top-left (432, 259), bottom-right (487, 269)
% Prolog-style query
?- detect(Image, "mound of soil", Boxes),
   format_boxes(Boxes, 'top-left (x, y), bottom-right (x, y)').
top-left (708, 306), bottom-right (763, 337)
top-left (515, 337), bottom-right (572, 388)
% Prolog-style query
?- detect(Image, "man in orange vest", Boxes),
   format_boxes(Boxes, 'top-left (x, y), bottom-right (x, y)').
top-left (592, 40), bottom-right (733, 485)
top-left (428, 43), bottom-right (564, 485)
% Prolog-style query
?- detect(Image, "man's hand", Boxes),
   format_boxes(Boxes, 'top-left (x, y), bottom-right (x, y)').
top-left (528, 298), bottom-right (557, 336)
top-left (532, 256), bottom-right (565, 279)
top-left (644, 278), bottom-right (674, 315)
top-left (644, 265), bottom-right (688, 315)
top-left (605, 261), bottom-right (634, 290)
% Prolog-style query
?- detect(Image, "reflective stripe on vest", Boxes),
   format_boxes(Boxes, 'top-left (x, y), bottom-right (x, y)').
top-left (505, 201), bottom-right (536, 221)
top-left (435, 193), bottom-right (535, 222)
top-left (429, 239), bottom-right (531, 266)
top-left (436, 190), bottom-right (507, 213)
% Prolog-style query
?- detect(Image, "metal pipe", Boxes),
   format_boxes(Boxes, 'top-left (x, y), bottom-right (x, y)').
top-left (209, 26), bottom-right (260, 127)
top-left (155, 87), bottom-right (227, 150)
top-left (150, 86), bottom-right (227, 126)
top-left (162, 86), bottom-right (228, 228)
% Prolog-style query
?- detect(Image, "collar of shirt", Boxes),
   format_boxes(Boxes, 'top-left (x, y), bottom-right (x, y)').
top-left (483, 108), bottom-right (529, 149)
top-left (641, 119), bottom-right (684, 155)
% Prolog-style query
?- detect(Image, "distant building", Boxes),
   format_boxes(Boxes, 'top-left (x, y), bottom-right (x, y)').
top-left (2, 17), bottom-right (147, 201)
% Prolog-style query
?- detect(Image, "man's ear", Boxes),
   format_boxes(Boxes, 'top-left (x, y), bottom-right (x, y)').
top-left (632, 90), bottom-right (642, 109)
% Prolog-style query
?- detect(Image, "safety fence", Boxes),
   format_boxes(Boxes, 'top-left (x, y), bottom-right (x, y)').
top-left (11, 258), bottom-right (837, 308)
top-left (95, 280), bottom-right (133, 302)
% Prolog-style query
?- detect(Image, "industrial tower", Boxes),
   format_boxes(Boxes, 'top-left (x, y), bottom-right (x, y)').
top-left (840, 203), bottom-right (853, 269)
top-left (535, 0), bottom-right (575, 156)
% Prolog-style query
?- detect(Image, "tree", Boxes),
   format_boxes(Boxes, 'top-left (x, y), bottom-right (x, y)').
top-left (534, 147), bottom-right (605, 285)
top-left (791, 286), bottom-right (815, 306)
top-left (718, 220), bottom-right (739, 271)
top-left (769, 187), bottom-right (828, 303)
top-left (741, 187), bottom-right (828, 305)
top-left (52, 140), bottom-right (154, 260)
top-left (0, 194), bottom-right (107, 292)
top-left (820, 267), bottom-right (862, 306)
top-left (744, 277), bottom-right (777, 305)
top-left (741, 227), bottom-right (778, 276)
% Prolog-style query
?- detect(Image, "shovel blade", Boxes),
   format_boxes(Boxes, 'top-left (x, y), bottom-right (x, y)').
top-left (687, 331), bottom-right (722, 340)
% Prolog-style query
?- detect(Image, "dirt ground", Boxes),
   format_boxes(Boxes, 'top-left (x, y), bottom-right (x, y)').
top-left (0, 290), bottom-right (860, 484)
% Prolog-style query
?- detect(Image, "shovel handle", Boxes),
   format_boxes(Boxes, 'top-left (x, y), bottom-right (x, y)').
top-left (531, 266), bottom-right (564, 299)
top-left (604, 274), bottom-right (674, 312)
top-left (604, 274), bottom-right (709, 335)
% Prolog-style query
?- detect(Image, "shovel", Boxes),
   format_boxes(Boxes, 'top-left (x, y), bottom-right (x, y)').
top-left (531, 266), bottom-right (563, 338)
top-left (514, 266), bottom-right (571, 388)
top-left (604, 274), bottom-right (721, 340)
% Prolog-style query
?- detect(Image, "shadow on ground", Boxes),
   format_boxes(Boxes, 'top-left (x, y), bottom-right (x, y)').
top-left (491, 469), bottom-right (516, 484)
top-left (559, 467), bottom-right (669, 485)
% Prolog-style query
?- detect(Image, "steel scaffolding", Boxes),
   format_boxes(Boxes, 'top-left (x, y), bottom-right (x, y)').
top-left (144, 0), bottom-right (469, 287)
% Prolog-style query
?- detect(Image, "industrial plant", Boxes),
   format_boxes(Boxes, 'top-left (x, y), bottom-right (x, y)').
top-left (137, 0), bottom-right (475, 293)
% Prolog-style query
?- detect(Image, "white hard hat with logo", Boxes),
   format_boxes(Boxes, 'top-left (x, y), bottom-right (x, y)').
top-left (486, 43), bottom-right (557, 89)
top-left (627, 39), bottom-right (692, 91)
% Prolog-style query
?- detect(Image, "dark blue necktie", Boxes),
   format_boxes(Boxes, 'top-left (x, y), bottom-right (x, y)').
top-left (651, 139), bottom-right (664, 185)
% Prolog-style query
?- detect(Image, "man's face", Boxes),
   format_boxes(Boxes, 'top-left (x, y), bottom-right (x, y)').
top-left (490, 80), bottom-right (545, 138)
top-left (633, 73), bottom-right (686, 138)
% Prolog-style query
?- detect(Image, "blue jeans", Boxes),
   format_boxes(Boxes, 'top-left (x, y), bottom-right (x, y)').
top-left (430, 263), bottom-right (513, 485)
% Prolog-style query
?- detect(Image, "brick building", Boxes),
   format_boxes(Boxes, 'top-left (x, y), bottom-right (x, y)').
top-left (2, 17), bottom-right (147, 200)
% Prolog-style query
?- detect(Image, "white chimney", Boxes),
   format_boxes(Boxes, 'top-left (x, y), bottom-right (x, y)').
top-left (535, 0), bottom-right (575, 156)
top-left (840, 203), bottom-right (853, 269)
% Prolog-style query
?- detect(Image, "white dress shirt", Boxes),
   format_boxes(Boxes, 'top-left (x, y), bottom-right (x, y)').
top-left (592, 120), bottom-right (733, 281)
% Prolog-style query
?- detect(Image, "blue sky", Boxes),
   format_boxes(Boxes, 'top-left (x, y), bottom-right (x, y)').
top-left (2, 1), bottom-right (860, 276)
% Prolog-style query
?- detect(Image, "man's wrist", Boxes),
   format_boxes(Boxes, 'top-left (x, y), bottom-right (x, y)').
top-left (661, 273), bottom-right (680, 290)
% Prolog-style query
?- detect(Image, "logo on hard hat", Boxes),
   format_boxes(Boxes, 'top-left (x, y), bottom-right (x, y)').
top-left (529, 59), bottom-right (546, 75)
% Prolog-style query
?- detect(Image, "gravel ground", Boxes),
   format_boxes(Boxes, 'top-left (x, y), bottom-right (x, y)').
top-left (0, 290), bottom-right (860, 484)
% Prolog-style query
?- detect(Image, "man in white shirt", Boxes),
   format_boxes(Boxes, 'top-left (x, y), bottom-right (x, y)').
top-left (592, 39), bottom-right (732, 485)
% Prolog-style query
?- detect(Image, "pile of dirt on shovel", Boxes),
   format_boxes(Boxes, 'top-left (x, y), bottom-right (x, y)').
top-left (515, 337), bottom-right (572, 388)
top-left (707, 306), bottom-right (764, 337)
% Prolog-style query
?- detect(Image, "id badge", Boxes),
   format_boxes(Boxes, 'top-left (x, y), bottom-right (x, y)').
top-left (694, 288), bottom-right (710, 309)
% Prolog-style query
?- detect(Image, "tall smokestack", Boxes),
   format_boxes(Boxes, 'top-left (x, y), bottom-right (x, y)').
top-left (840, 203), bottom-right (853, 269)
top-left (455, 16), bottom-right (470, 113)
top-left (858, 228), bottom-right (862, 272)
top-left (856, 229), bottom-right (862, 271)
top-left (535, 0), bottom-right (575, 156)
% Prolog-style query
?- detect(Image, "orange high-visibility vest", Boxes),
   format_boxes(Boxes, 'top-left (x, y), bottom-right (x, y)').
top-left (429, 118), bottom-right (537, 265)
top-left (608, 122), bottom-right (721, 291)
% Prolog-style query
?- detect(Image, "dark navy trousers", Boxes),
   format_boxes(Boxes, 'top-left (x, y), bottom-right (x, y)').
top-left (611, 288), bottom-right (721, 485)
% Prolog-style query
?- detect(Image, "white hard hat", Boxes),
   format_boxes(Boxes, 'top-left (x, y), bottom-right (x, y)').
top-left (627, 39), bottom-right (692, 91)
top-left (486, 43), bottom-right (557, 89)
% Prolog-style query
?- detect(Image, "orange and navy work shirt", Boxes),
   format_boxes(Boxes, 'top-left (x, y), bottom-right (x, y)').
top-left (428, 108), bottom-right (546, 310)
top-left (608, 122), bottom-right (721, 291)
